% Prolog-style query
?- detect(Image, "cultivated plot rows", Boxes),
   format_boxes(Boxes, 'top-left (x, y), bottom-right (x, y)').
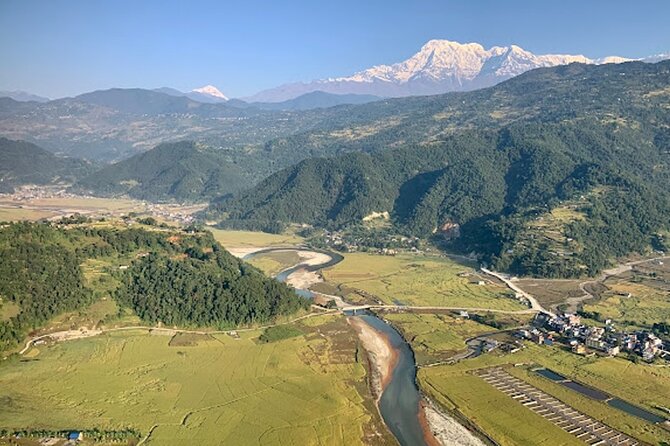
top-left (475, 367), bottom-right (643, 446)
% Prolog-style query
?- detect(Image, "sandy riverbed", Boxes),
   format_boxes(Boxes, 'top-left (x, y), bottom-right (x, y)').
top-left (422, 400), bottom-right (486, 446)
top-left (284, 268), bottom-right (320, 289)
top-left (284, 250), bottom-right (333, 288)
top-left (348, 317), bottom-right (398, 401)
top-left (227, 246), bottom-right (270, 258)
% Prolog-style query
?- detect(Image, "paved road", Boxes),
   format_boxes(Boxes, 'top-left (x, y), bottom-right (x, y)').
top-left (480, 267), bottom-right (555, 318)
top-left (343, 304), bottom-right (539, 315)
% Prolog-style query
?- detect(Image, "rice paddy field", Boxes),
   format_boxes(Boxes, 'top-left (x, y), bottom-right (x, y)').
top-left (582, 265), bottom-right (670, 327)
top-left (208, 229), bottom-right (304, 249)
top-left (419, 343), bottom-right (670, 445)
top-left (246, 250), bottom-right (304, 276)
top-left (322, 253), bottom-right (526, 310)
top-left (0, 207), bottom-right (60, 221)
top-left (0, 314), bottom-right (388, 446)
top-left (382, 312), bottom-right (493, 365)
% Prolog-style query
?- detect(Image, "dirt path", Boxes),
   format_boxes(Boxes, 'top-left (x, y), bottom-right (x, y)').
top-left (18, 309), bottom-right (339, 355)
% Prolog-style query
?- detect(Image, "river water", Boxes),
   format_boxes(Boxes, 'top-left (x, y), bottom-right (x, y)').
top-left (245, 248), bottom-right (428, 446)
top-left (358, 313), bottom-right (428, 446)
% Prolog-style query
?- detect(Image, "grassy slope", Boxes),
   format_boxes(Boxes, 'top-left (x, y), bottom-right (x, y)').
top-left (0, 315), bottom-right (382, 446)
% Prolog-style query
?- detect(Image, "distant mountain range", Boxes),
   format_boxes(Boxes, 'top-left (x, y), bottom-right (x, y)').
top-left (234, 91), bottom-right (382, 111)
top-left (0, 90), bottom-right (50, 103)
top-left (246, 39), bottom-right (670, 102)
top-left (0, 87), bottom-right (386, 161)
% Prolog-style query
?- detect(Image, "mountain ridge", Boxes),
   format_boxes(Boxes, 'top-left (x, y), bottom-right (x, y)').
top-left (246, 39), bottom-right (668, 102)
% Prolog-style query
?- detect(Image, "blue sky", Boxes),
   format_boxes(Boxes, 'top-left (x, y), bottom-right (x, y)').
top-left (1, 0), bottom-right (668, 98)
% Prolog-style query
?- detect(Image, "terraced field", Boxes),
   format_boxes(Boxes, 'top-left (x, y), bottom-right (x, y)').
top-left (582, 261), bottom-right (670, 327)
top-left (0, 315), bottom-right (388, 446)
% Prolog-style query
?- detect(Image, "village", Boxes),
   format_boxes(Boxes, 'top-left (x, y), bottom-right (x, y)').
top-left (520, 312), bottom-right (670, 363)
top-left (0, 185), bottom-right (204, 226)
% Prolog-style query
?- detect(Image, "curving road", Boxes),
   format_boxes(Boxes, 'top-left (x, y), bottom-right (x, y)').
top-left (480, 267), bottom-right (555, 317)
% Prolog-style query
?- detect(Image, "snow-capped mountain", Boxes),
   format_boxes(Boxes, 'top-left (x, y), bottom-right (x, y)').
top-left (246, 40), bottom-right (666, 102)
top-left (155, 85), bottom-right (228, 103)
top-left (190, 85), bottom-right (228, 102)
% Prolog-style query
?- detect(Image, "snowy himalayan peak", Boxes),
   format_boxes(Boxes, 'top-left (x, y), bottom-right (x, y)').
top-left (191, 85), bottom-right (228, 101)
top-left (246, 40), bottom-right (665, 102)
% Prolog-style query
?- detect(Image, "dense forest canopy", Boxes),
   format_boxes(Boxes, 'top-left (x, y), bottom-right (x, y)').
top-left (210, 115), bottom-right (670, 277)
top-left (0, 221), bottom-right (306, 350)
top-left (72, 141), bottom-right (247, 202)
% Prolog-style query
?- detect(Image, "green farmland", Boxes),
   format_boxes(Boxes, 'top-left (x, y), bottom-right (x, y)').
top-left (0, 315), bottom-right (388, 446)
top-left (419, 344), bottom-right (670, 445)
top-left (323, 253), bottom-right (525, 310)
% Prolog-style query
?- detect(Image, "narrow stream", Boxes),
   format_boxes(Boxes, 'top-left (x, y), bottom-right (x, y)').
top-left (244, 248), bottom-right (427, 446)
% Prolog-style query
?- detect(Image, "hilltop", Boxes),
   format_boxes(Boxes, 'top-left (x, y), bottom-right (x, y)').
top-left (0, 137), bottom-right (94, 192)
top-left (72, 141), bottom-right (246, 202)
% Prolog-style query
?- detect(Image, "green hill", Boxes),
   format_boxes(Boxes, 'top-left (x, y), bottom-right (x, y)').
top-left (0, 137), bottom-right (93, 192)
top-left (0, 221), bottom-right (306, 350)
top-left (73, 141), bottom-right (247, 202)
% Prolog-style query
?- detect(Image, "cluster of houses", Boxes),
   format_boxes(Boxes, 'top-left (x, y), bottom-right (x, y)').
top-left (519, 313), bottom-right (669, 362)
top-left (318, 229), bottom-right (422, 254)
top-left (144, 202), bottom-right (198, 225)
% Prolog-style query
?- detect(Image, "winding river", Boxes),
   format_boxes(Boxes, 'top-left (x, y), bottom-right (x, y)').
top-left (243, 248), bottom-right (429, 446)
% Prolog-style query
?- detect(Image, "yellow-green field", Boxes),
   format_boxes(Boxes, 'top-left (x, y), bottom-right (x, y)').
top-left (246, 250), bottom-right (303, 276)
top-left (209, 229), bottom-right (304, 249)
top-left (0, 207), bottom-right (60, 221)
top-left (0, 300), bottom-right (20, 322)
top-left (420, 344), bottom-right (670, 445)
top-left (383, 312), bottom-right (493, 364)
top-left (25, 196), bottom-right (142, 211)
top-left (0, 315), bottom-right (388, 446)
top-left (323, 253), bottom-right (525, 310)
top-left (583, 276), bottom-right (670, 326)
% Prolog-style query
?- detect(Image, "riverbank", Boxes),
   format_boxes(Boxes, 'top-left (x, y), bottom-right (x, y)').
top-left (348, 316), bottom-right (398, 400)
top-left (421, 399), bottom-right (486, 446)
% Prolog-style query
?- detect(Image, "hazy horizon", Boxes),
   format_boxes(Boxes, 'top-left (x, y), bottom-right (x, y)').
top-left (1, 0), bottom-right (669, 99)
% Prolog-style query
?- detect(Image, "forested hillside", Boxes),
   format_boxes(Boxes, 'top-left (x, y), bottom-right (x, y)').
top-left (0, 138), bottom-right (94, 192)
top-left (210, 110), bottom-right (670, 277)
top-left (72, 141), bottom-right (247, 201)
top-left (0, 221), bottom-right (305, 350)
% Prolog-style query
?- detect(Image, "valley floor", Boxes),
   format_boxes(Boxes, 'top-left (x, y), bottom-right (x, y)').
top-left (2, 227), bottom-right (669, 446)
